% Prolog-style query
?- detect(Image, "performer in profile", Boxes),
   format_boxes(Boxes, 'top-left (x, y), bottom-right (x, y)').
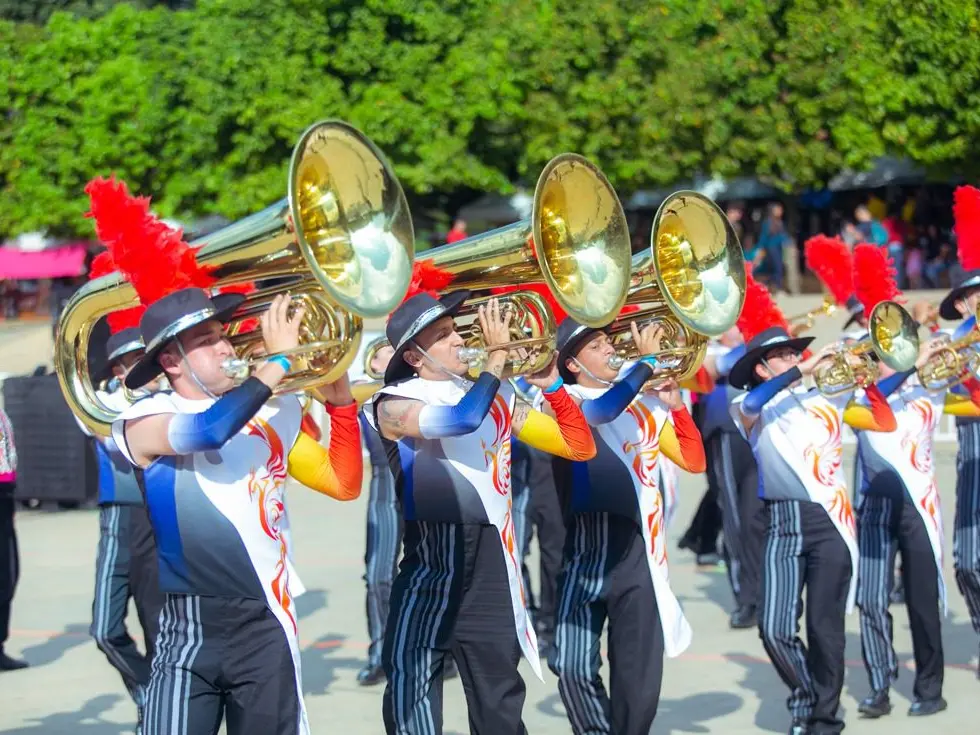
top-left (88, 176), bottom-right (363, 735)
top-left (548, 316), bottom-right (705, 735)
top-left (728, 272), bottom-right (898, 735)
top-left (938, 185), bottom-right (980, 673)
top-left (371, 290), bottom-right (596, 734)
top-left (849, 243), bottom-right (980, 719)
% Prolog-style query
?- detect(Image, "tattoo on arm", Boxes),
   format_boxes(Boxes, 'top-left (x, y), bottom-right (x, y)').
top-left (377, 398), bottom-right (414, 438)
top-left (511, 400), bottom-right (532, 434)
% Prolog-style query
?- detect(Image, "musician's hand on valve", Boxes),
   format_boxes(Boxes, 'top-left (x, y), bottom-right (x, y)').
top-left (798, 345), bottom-right (838, 376)
top-left (916, 338), bottom-right (949, 370)
top-left (261, 293), bottom-right (305, 357)
top-left (653, 379), bottom-right (684, 410)
top-left (631, 321), bottom-right (665, 358)
top-left (525, 356), bottom-right (560, 390)
top-left (311, 373), bottom-right (354, 407)
top-left (478, 299), bottom-right (513, 354)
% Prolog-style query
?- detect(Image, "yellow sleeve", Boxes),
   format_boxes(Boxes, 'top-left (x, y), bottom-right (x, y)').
top-left (944, 392), bottom-right (980, 417)
top-left (286, 428), bottom-right (363, 501)
top-left (515, 408), bottom-right (595, 461)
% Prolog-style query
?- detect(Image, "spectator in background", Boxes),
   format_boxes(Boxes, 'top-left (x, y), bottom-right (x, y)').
top-left (906, 243), bottom-right (924, 289)
top-left (924, 230), bottom-right (956, 288)
top-left (855, 204), bottom-right (889, 246)
top-left (446, 218), bottom-right (468, 244)
top-left (751, 202), bottom-right (789, 292)
top-left (0, 406), bottom-right (27, 671)
top-left (726, 201), bottom-right (745, 242)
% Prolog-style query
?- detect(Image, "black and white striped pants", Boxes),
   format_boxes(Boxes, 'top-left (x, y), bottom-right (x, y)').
top-left (143, 594), bottom-right (303, 735)
top-left (760, 500), bottom-right (851, 733)
top-left (90, 503), bottom-right (164, 708)
top-left (382, 522), bottom-right (528, 735)
top-left (364, 458), bottom-right (402, 668)
top-left (954, 422), bottom-right (980, 641)
top-left (856, 489), bottom-right (943, 701)
top-left (549, 512), bottom-right (664, 735)
top-left (708, 432), bottom-right (764, 609)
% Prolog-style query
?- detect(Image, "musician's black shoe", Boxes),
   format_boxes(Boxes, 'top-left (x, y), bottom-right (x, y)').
top-left (907, 697), bottom-right (947, 717)
top-left (356, 663), bottom-right (386, 687)
top-left (857, 689), bottom-right (892, 718)
top-left (678, 534), bottom-right (698, 553)
top-left (0, 650), bottom-right (28, 671)
top-left (442, 656), bottom-right (458, 680)
top-left (729, 605), bottom-right (758, 630)
top-left (788, 719), bottom-right (810, 735)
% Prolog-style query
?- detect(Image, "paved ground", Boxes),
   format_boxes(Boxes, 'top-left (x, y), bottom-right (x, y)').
top-left (2, 447), bottom-right (978, 734)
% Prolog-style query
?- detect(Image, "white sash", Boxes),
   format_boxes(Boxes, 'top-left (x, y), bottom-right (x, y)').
top-left (376, 379), bottom-right (542, 679)
top-left (760, 390), bottom-right (859, 612)
top-left (568, 385), bottom-right (692, 657)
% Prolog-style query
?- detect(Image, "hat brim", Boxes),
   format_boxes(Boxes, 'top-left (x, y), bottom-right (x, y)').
top-left (728, 336), bottom-right (814, 390)
top-left (383, 290), bottom-right (470, 385)
top-left (557, 326), bottom-right (605, 383)
top-left (940, 285), bottom-right (974, 320)
top-left (124, 293), bottom-right (245, 390)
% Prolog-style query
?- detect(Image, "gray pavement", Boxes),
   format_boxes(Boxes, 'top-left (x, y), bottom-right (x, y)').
top-left (2, 448), bottom-right (978, 734)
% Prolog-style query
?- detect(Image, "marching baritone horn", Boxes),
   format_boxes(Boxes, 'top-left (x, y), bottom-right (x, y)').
top-left (415, 153), bottom-right (633, 378)
top-left (787, 295), bottom-right (837, 334)
top-left (917, 304), bottom-right (980, 392)
top-left (607, 191), bottom-right (746, 382)
top-left (812, 300), bottom-right (920, 397)
top-left (56, 120), bottom-right (415, 437)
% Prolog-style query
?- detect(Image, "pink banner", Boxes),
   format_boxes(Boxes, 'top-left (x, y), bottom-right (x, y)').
top-left (0, 245), bottom-right (88, 279)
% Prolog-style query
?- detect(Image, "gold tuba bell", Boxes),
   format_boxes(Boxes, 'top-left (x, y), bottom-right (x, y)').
top-left (813, 300), bottom-right (920, 396)
top-left (608, 191), bottom-right (746, 381)
top-left (419, 153), bottom-right (632, 378)
top-left (56, 120), bottom-right (415, 436)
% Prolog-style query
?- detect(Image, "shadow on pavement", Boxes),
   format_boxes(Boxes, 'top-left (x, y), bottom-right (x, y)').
top-left (295, 588), bottom-right (328, 621)
top-left (0, 694), bottom-right (131, 734)
top-left (17, 622), bottom-right (90, 667)
top-left (300, 633), bottom-right (366, 696)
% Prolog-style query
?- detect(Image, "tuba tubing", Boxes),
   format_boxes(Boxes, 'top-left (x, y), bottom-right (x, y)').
top-left (57, 120), bottom-right (415, 436)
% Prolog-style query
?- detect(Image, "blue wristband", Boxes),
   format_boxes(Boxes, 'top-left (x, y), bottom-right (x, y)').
top-left (266, 355), bottom-right (292, 373)
top-left (543, 376), bottom-right (564, 394)
top-left (640, 356), bottom-right (659, 369)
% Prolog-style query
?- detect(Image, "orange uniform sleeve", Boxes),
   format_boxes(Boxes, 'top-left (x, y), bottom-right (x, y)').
top-left (658, 408), bottom-right (706, 473)
top-left (300, 412), bottom-right (322, 442)
top-left (843, 384), bottom-right (897, 432)
top-left (515, 388), bottom-right (596, 461)
top-left (944, 377), bottom-right (980, 416)
top-left (287, 402), bottom-right (363, 500)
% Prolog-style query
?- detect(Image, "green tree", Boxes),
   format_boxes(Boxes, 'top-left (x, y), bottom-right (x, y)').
top-left (0, 0), bottom-right (191, 24)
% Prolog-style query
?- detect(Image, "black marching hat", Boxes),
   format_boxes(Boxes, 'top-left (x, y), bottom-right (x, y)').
top-left (728, 326), bottom-right (815, 390)
top-left (939, 269), bottom-right (980, 320)
top-left (125, 287), bottom-right (245, 390)
top-left (556, 317), bottom-right (608, 384)
top-left (383, 290), bottom-right (470, 385)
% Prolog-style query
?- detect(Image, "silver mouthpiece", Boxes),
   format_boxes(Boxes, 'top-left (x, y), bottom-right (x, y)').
top-left (457, 347), bottom-right (486, 366)
top-left (222, 357), bottom-right (251, 381)
top-left (607, 354), bottom-right (625, 370)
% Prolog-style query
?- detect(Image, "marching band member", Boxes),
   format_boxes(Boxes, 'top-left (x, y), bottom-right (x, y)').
top-left (728, 273), bottom-right (897, 735)
top-left (370, 291), bottom-right (596, 734)
top-left (939, 185), bottom-right (980, 672)
top-left (0, 404), bottom-right (25, 673)
top-left (849, 244), bottom-right (980, 719)
top-left (88, 177), bottom-right (362, 735)
top-left (547, 316), bottom-right (705, 735)
top-left (700, 328), bottom-right (764, 629)
top-left (81, 322), bottom-right (165, 730)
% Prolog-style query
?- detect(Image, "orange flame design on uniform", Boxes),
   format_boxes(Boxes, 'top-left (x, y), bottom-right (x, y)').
top-left (804, 404), bottom-right (854, 536)
top-left (621, 401), bottom-right (668, 566)
top-left (246, 417), bottom-right (296, 634)
top-left (482, 395), bottom-right (512, 497)
top-left (903, 399), bottom-right (942, 544)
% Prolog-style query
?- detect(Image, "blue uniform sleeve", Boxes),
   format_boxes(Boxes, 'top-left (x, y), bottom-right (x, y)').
top-left (953, 316), bottom-right (977, 340)
top-left (741, 367), bottom-right (802, 417)
top-left (417, 372), bottom-right (501, 439)
top-left (716, 344), bottom-right (746, 378)
top-left (166, 377), bottom-right (272, 454)
top-left (876, 369), bottom-right (915, 398)
top-left (579, 362), bottom-right (655, 425)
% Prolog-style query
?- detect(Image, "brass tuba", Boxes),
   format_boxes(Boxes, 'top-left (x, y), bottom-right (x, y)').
top-left (813, 300), bottom-right (920, 397)
top-left (419, 153), bottom-right (632, 378)
top-left (787, 295), bottom-right (837, 333)
top-left (608, 191), bottom-right (746, 381)
top-left (56, 120), bottom-right (415, 436)
top-left (917, 304), bottom-right (980, 391)
top-left (350, 334), bottom-right (389, 406)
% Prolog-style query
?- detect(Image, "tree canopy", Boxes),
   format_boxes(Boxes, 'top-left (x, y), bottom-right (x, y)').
top-left (0, 0), bottom-right (977, 237)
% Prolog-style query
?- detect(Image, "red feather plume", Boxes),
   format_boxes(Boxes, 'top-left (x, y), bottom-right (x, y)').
top-left (852, 243), bottom-right (903, 319)
top-left (736, 266), bottom-right (790, 342)
top-left (393, 259), bottom-right (456, 315)
top-left (84, 176), bottom-right (216, 306)
top-left (804, 235), bottom-right (853, 305)
top-left (954, 185), bottom-right (980, 270)
top-left (87, 241), bottom-right (147, 334)
top-left (216, 282), bottom-right (256, 296)
top-left (490, 283), bottom-right (569, 325)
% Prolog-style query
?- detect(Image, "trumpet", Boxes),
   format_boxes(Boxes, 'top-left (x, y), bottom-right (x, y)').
top-left (56, 120), bottom-right (415, 437)
top-left (917, 305), bottom-right (980, 391)
top-left (608, 191), bottom-right (746, 382)
top-left (787, 295), bottom-right (837, 333)
top-left (813, 300), bottom-right (920, 397)
top-left (410, 153), bottom-right (632, 378)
